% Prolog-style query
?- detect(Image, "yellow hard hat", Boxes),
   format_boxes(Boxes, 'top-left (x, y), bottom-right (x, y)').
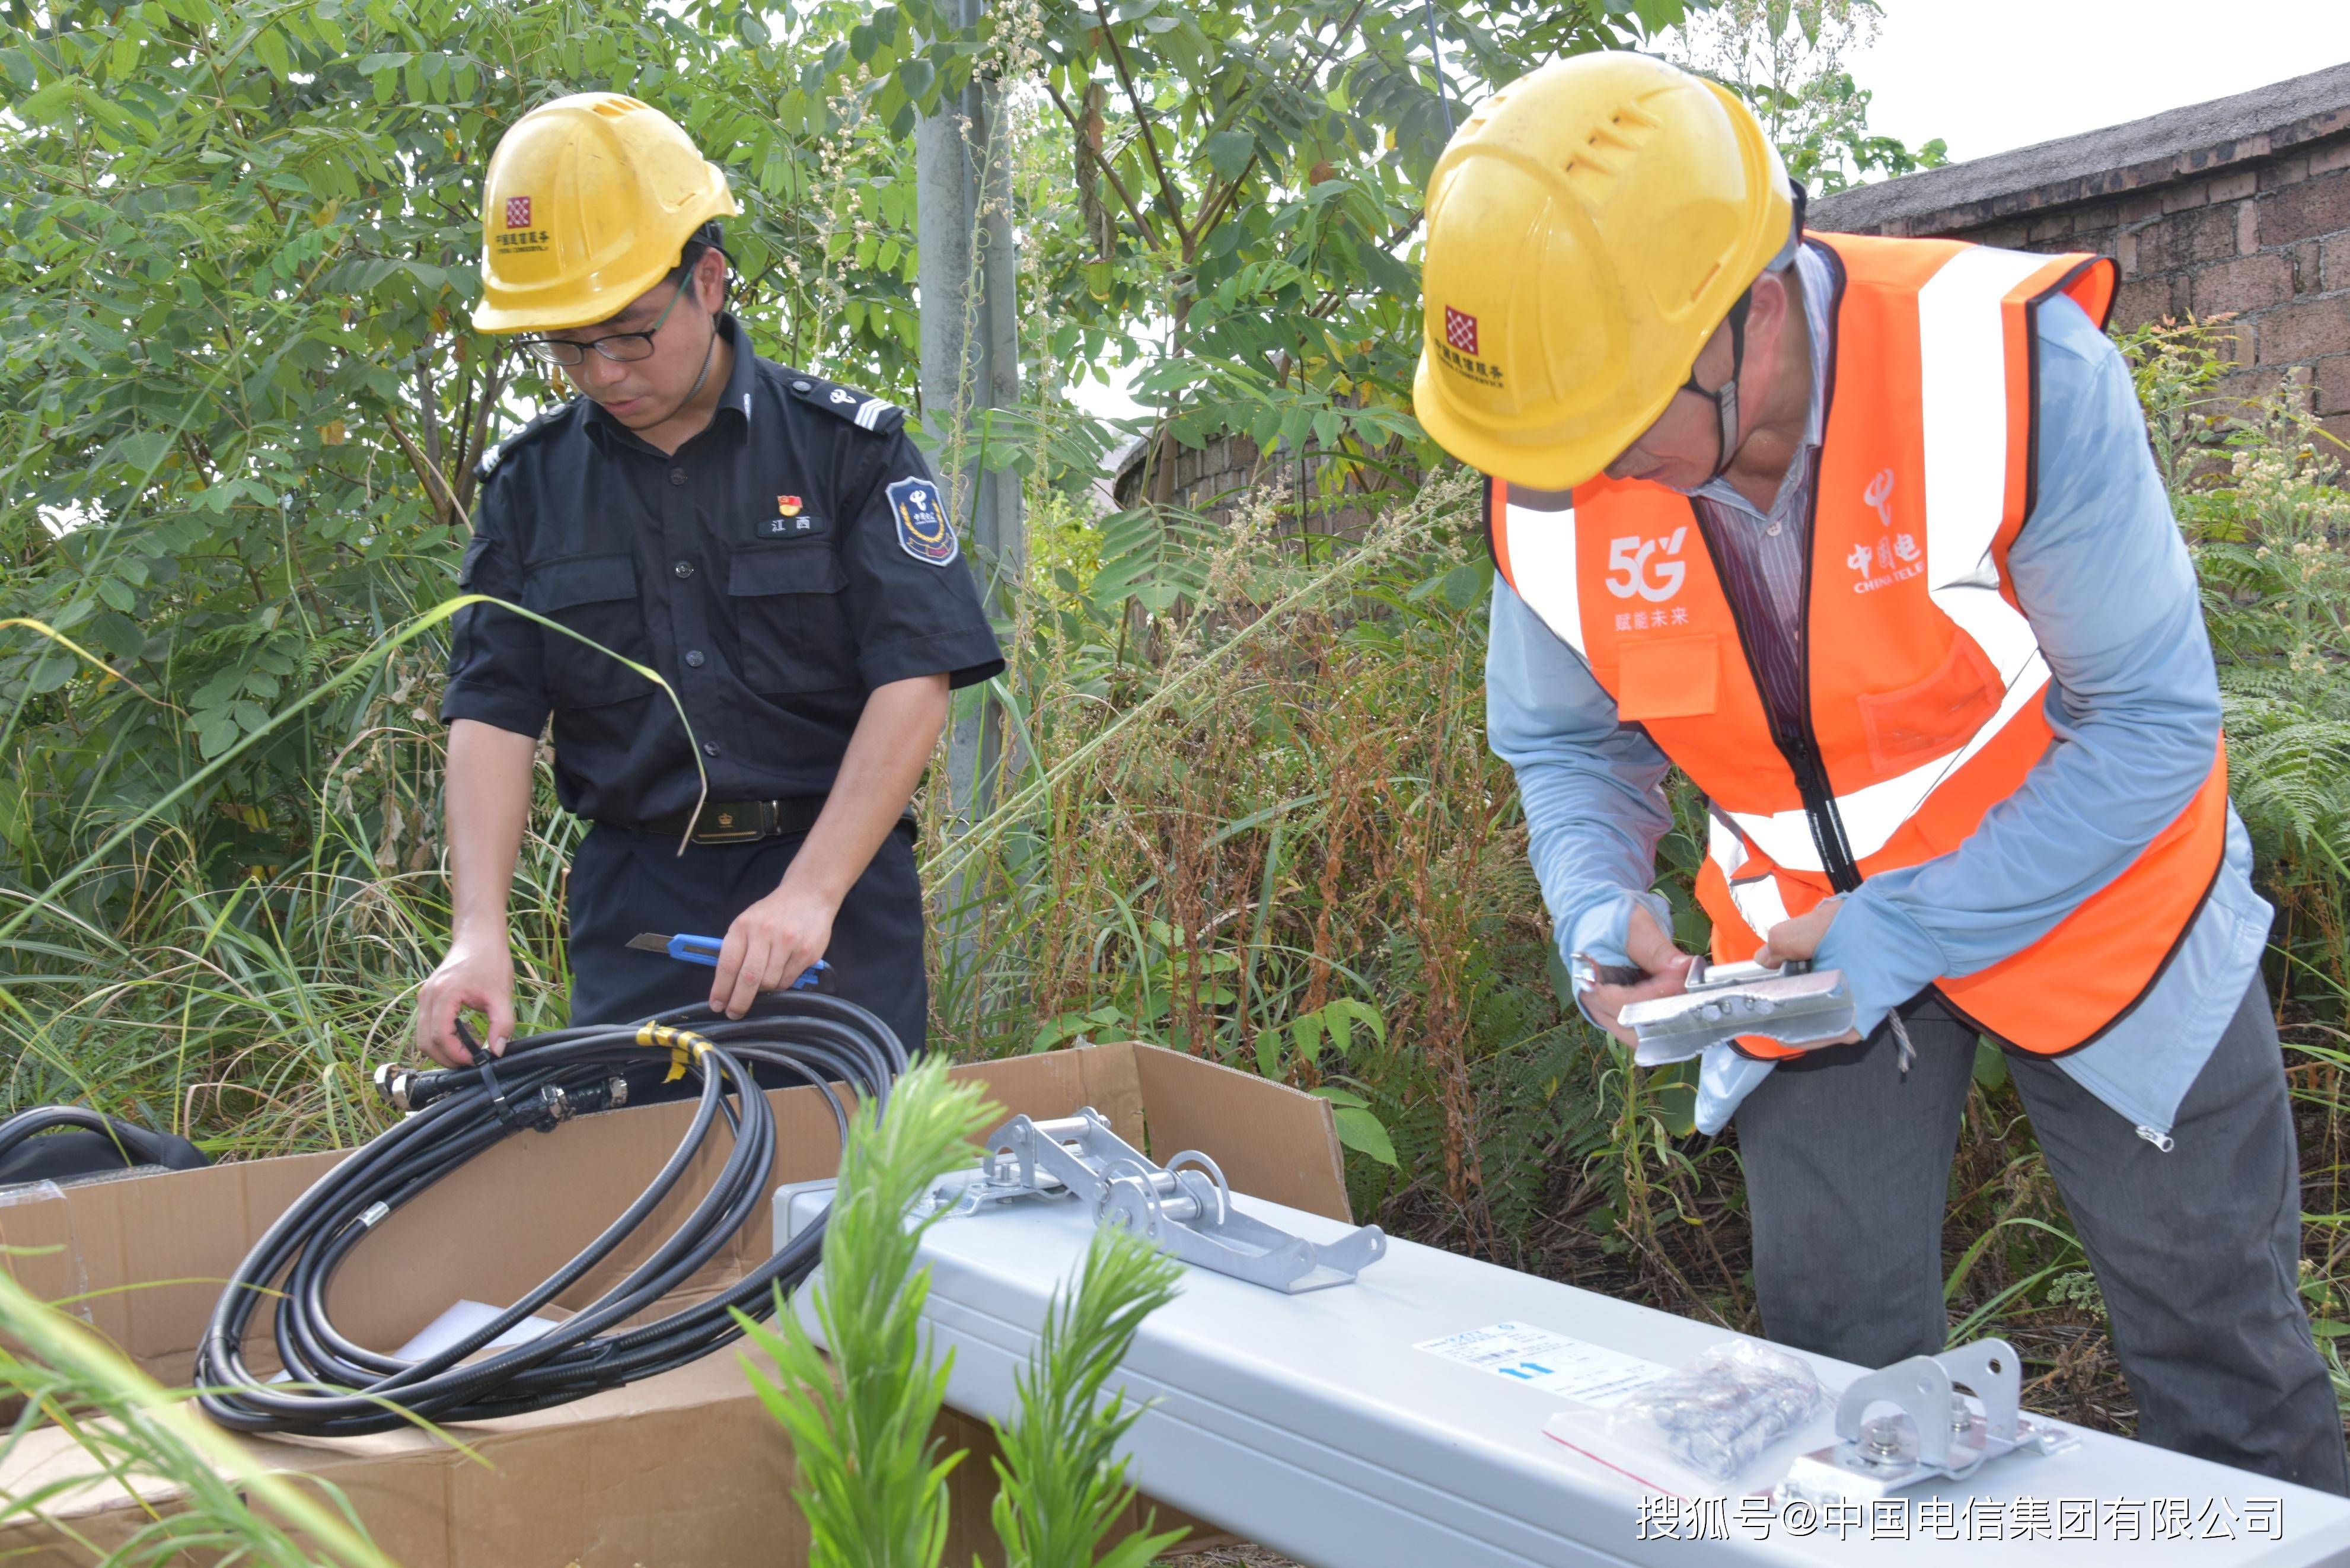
top-left (473, 94), bottom-right (740, 335)
top-left (1412, 53), bottom-right (1794, 491)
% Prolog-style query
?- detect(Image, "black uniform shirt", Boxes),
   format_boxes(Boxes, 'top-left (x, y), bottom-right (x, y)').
top-left (440, 315), bottom-right (1005, 825)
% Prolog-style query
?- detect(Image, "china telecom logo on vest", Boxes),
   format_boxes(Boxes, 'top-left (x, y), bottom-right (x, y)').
top-left (1849, 469), bottom-right (1923, 594)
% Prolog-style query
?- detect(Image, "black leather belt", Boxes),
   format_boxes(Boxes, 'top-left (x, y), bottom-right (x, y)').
top-left (629, 798), bottom-right (827, 845)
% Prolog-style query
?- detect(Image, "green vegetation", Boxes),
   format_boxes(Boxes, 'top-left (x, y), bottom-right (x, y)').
top-left (0, 1266), bottom-right (393, 1566)
top-left (737, 1059), bottom-right (1000, 1568)
top-left (1, 0), bottom-right (2343, 1534)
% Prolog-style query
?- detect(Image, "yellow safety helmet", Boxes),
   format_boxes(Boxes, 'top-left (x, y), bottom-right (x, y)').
top-left (473, 93), bottom-right (740, 335)
top-left (1412, 53), bottom-right (1794, 491)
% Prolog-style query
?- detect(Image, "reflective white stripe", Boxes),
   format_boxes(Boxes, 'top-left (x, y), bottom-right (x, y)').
top-left (1727, 872), bottom-right (1794, 936)
top-left (1708, 812), bottom-right (1748, 879)
top-left (1918, 246), bottom-right (2047, 684)
top-left (1705, 814), bottom-right (1797, 936)
top-left (1501, 501), bottom-right (1586, 655)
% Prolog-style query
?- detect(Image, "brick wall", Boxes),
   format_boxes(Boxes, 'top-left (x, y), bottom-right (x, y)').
top-left (1813, 64), bottom-right (2350, 450)
top-left (1109, 432), bottom-right (1403, 538)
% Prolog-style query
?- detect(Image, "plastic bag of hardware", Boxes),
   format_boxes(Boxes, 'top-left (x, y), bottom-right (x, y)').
top-left (1593, 1340), bottom-right (1829, 1484)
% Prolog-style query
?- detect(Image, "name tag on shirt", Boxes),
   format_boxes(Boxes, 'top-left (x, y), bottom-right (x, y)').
top-left (761, 493), bottom-right (828, 538)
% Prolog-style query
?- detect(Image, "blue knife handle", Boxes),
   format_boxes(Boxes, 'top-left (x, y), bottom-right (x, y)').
top-left (662, 935), bottom-right (828, 990)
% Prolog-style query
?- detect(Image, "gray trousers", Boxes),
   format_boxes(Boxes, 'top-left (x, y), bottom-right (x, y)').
top-left (1736, 979), bottom-right (2349, 1494)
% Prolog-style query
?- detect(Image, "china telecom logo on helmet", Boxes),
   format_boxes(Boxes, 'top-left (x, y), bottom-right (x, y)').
top-left (1444, 306), bottom-right (1479, 355)
top-left (1434, 305), bottom-right (1504, 389)
top-left (493, 192), bottom-right (549, 256)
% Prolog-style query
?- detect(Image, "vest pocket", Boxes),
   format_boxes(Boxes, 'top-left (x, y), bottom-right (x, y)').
top-left (1614, 635), bottom-right (1720, 721)
top-left (727, 544), bottom-right (854, 694)
top-left (1857, 632), bottom-right (2001, 777)
top-left (521, 552), bottom-right (649, 710)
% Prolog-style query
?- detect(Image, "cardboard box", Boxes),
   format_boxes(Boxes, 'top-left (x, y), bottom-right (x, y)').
top-left (0, 1042), bottom-right (1352, 1566)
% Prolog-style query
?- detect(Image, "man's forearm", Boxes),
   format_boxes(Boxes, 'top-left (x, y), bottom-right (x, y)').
top-left (1487, 579), bottom-right (1678, 973)
top-left (445, 718), bottom-right (539, 946)
top-left (782, 673), bottom-right (949, 902)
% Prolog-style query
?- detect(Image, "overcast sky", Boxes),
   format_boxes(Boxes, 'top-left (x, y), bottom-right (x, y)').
top-left (1067, 5), bottom-right (2349, 420)
top-left (1851, 0), bottom-right (2350, 163)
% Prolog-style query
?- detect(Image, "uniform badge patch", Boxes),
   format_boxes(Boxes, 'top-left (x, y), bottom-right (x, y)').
top-left (886, 476), bottom-right (958, 566)
top-left (778, 495), bottom-right (802, 517)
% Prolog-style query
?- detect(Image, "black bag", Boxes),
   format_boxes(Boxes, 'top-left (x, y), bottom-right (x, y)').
top-left (0, 1107), bottom-right (209, 1188)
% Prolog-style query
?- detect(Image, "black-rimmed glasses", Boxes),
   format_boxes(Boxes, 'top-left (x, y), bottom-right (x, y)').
top-left (514, 274), bottom-right (694, 366)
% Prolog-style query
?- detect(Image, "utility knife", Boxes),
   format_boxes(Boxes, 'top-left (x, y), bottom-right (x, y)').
top-left (626, 932), bottom-right (830, 989)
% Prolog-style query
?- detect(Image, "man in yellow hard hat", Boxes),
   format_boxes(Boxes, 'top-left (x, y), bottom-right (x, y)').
top-left (414, 95), bottom-right (1003, 1090)
top-left (1418, 52), bottom-right (2344, 1490)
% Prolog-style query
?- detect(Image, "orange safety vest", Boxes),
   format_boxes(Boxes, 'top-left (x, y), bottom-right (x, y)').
top-left (1488, 232), bottom-right (2229, 1059)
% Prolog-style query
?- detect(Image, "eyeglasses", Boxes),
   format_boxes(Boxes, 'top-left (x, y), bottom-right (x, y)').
top-left (514, 275), bottom-right (694, 366)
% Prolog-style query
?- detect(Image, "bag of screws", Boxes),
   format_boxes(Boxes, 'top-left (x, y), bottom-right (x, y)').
top-left (1600, 1340), bottom-right (1828, 1483)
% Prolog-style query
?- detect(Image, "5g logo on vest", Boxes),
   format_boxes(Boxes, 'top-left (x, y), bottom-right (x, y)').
top-left (1605, 527), bottom-right (1688, 603)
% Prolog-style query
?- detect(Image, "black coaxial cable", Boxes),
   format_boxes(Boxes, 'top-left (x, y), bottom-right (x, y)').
top-left (195, 992), bottom-right (905, 1437)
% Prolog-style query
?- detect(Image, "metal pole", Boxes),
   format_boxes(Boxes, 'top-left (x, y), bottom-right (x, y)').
top-left (916, 0), bottom-right (1023, 830)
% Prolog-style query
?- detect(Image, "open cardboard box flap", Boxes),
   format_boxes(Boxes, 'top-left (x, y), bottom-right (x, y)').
top-left (0, 1041), bottom-right (1351, 1566)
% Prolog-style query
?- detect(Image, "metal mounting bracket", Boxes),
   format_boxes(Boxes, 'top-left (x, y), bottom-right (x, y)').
top-left (956, 1108), bottom-right (1386, 1294)
top-left (1618, 958), bottom-right (1857, 1064)
top-left (1779, 1338), bottom-right (2080, 1503)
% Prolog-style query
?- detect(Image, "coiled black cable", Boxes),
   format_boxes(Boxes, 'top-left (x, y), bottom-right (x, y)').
top-left (194, 992), bottom-right (906, 1437)
top-left (0, 1106), bottom-right (208, 1175)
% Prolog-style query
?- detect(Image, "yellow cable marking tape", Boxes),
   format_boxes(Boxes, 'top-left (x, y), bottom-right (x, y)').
top-left (661, 1029), bottom-right (714, 1084)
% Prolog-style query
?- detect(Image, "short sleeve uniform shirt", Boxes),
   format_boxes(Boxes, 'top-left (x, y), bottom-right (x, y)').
top-left (440, 314), bottom-right (1006, 826)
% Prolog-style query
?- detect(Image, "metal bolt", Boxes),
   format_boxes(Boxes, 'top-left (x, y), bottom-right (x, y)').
top-left (1856, 1414), bottom-right (1918, 1471)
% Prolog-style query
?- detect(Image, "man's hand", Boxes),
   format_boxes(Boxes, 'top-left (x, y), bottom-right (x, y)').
top-left (1581, 904), bottom-right (1697, 1047)
top-left (710, 881), bottom-right (836, 1018)
top-left (1756, 897), bottom-right (1863, 1044)
top-left (416, 941), bottom-right (516, 1066)
top-left (1755, 896), bottom-right (1842, 968)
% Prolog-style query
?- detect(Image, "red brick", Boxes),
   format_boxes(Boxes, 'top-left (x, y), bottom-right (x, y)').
top-left (1978, 221), bottom-right (2030, 248)
top-left (2320, 411), bottom-right (2350, 455)
top-left (2112, 275), bottom-right (2182, 328)
top-left (2120, 192), bottom-right (2165, 224)
top-left (2027, 212), bottom-right (2068, 242)
top-left (2260, 157), bottom-right (2310, 192)
top-left (2193, 253), bottom-right (2295, 315)
top-left (2319, 356), bottom-right (2350, 417)
top-left (2263, 171), bottom-right (2350, 247)
top-left (2216, 365), bottom-right (2300, 410)
top-left (2298, 241), bottom-right (2325, 293)
top-left (2210, 171), bottom-right (2258, 202)
top-left (2313, 141), bottom-right (2350, 178)
top-left (2328, 235), bottom-right (2350, 291)
top-left (2141, 205), bottom-right (2241, 270)
top-left (2163, 180), bottom-right (2208, 213)
top-left (2256, 295), bottom-right (2350, 364)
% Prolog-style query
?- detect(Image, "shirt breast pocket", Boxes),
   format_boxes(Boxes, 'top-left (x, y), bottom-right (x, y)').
top-left (728, 544), bottom-right (855, 694)
top-left (522, 552), bottom-right (650, 709)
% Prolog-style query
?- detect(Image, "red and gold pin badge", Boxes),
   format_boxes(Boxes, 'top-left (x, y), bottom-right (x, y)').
top-left (777, 495), bottom-right (802, 517)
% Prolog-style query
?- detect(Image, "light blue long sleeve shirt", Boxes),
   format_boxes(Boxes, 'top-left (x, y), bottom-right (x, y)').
top-left (1486, 270), bottom-right (2272, 1145)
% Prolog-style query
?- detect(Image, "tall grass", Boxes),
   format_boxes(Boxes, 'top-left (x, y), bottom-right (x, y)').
top-left (1, 327), bottom-right (2345, 1443)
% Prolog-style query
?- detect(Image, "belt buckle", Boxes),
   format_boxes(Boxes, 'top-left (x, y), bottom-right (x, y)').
top-left (691, 802), bottom-right (772, 846)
